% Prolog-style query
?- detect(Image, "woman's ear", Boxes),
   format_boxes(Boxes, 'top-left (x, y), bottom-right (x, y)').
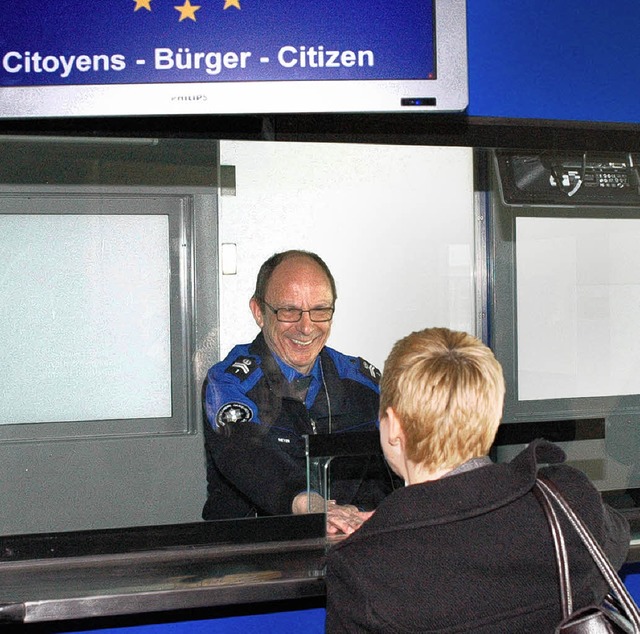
top-left (380, 406), bottom-right (408, 482)
top-left (385, 407), bottom-right (405, 448)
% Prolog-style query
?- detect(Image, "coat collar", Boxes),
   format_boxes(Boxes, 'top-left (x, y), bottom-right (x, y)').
top-left (351, 439), bottom-right (566, 535)
top-left (442, 455), bottom-right (493, 478)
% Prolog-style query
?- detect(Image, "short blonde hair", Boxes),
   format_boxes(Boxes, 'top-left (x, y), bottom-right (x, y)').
top-left (380, 328), bottom-right (505, 469)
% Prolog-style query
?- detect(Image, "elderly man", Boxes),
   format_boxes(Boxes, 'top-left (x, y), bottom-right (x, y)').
top-left (203, 250), bottom-right (394, 534)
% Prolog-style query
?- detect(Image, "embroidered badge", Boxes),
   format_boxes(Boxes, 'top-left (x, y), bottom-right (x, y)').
top-left (358, 358), bottom-right (381, 384)
top-left (216, 402), bottom-right (253, 429)
top-left (224, 356), bottom-right (258, 380)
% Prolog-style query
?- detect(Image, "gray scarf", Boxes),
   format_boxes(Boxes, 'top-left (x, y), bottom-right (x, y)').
top-left (442, 455), bottom-right (492, 478)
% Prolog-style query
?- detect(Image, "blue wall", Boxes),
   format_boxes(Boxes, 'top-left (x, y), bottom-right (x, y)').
top-left (70, 609), bottom-right (327, 634)
top-left (58, 2), bottom-right (640, 632)
top-left (466, 0), bottom-right (640, 123)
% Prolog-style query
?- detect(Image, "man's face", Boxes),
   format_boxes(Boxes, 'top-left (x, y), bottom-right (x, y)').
top-left (250, 256), bottom-right (334, 375)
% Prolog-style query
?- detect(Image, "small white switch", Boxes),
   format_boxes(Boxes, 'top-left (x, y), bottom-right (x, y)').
top-left (221, 243), bottom-right (237, 275)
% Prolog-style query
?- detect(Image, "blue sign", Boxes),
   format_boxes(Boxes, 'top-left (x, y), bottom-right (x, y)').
top-left (0, 0), bottom-right (435, 87)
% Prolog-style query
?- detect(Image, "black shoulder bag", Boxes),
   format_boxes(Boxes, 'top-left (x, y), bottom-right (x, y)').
top-left (533, 477), bottom-right (640, 634)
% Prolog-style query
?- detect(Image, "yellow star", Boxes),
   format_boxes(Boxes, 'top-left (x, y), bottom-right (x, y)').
top-left (175, 0), bottom-right (201, 21)
top-left (224, 0), bottom-right (241, 9)
top-left (133, 0), bottom-right (152, 10)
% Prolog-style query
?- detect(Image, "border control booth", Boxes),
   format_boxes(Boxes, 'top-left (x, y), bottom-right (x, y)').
top-left (4, 1), bottom-right (640, 633)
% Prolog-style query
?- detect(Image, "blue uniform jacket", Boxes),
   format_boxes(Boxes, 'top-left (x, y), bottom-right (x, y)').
top-left (202, 333), bottom-right (395, 519)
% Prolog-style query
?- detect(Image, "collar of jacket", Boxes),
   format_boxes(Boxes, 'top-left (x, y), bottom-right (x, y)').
top-left (351, 439), bottom-right (567, 534)
top-left (442, 455), bottom-right (493, 478)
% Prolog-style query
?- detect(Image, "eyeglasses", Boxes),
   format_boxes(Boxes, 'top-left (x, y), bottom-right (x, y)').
top-left (263, 302), bottom-right (335, 323)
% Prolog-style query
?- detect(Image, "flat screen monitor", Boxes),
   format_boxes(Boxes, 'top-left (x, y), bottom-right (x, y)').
top-left (0, 0), bottom-right (467, 117)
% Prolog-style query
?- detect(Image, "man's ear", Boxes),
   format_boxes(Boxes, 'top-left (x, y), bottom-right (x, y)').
top-left (385, 407), bottom-right (405, 448)
top-left (249, 297), bottom-right (264, 329)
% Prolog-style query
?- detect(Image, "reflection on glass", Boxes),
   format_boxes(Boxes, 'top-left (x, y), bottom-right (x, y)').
top-left (0, 138), bottom-right (475, 539)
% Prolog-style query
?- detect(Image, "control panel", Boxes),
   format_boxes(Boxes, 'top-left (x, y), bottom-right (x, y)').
top-left (496, 152), bottom-right (640, 206)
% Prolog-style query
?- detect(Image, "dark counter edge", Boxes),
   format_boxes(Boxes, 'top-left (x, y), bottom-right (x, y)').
top-left (1, 529), bottom-right (640, 628)
top-left (0, 512), bottom-right (325, 563)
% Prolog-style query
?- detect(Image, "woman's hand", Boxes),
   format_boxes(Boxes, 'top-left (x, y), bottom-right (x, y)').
top-left (326, 503), bottom-right (374, 535)
top-left (292, 492), bottom-right (374, 535)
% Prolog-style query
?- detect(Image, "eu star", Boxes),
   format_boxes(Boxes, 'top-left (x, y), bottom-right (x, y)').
top-left (175, 0), bottom-right (201, 21)
top-left (224, 0), bottom-right (241, 9)
top-left (134, 0), bottom-right (152, 11)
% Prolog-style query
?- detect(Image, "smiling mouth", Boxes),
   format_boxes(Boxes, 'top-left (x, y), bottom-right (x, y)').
top-left (290, 338), bottom-right (314, 347)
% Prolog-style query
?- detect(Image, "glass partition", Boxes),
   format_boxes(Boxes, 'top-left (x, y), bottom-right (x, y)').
top-left (304, 431), bottom-right (393, 515)
top-left (0, 135), bottom-right (477, 538)
top-left (2, 131), bottom-right (639, 555)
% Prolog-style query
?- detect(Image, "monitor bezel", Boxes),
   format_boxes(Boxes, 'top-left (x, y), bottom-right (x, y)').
top-left (0, 0), bottom-right (467, 118)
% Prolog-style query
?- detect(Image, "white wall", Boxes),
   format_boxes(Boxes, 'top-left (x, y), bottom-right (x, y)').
top-left (217, 141), bottom-right (476, 370)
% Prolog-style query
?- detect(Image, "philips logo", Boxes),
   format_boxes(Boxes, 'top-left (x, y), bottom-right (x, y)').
top-left (171, 94), bottom-right (208, 102)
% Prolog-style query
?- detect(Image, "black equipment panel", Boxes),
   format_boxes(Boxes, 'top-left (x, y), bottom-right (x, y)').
top-left (496, 151), bottom-right (640, 206)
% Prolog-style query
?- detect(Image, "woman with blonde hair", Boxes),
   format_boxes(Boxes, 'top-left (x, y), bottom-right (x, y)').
top-left (325, 327), bottom-right (629, 633)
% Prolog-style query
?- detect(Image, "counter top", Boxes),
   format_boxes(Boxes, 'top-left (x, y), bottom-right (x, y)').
top-left (0, 514), bottom-right (328, 625)
top-left (0, 538), bottom-right (327, 624)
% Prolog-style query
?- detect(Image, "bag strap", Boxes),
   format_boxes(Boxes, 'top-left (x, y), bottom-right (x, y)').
top-left (533, 482), bottom-right (573, 618)
top-left (535, 477), bottom-right (640, 632)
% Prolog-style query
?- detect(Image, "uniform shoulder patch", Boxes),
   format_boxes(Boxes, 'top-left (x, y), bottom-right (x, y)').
top-left (224, 355), bottom-right (259, 380)
top-left (216, 402), bottom-right (253, 430)
top-left (358, 358), bottom-right (381, 384)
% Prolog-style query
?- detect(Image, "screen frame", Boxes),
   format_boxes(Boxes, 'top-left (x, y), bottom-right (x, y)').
top-left (0, 0), bottom-right (467, 118)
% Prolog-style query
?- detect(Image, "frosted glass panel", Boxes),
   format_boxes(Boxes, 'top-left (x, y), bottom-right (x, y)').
top-left (516, 217), bottom-right (640, 401)
top-left (0, 214), bottom-right (172, 424)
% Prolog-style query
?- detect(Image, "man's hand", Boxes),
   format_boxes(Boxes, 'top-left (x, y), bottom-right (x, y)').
top-left (292, 492), bottom-right (373, 535)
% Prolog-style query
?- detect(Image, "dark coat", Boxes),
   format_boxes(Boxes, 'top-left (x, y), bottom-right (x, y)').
top-left (325, 439), bottom-right (630, 633)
